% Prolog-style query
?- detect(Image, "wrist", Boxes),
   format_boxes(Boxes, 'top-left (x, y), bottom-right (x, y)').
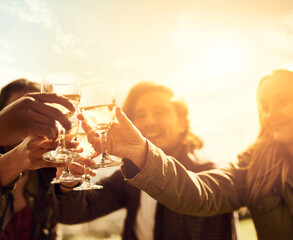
top-left (0, 152), bottom-right (24, 186)
top-left (131, 138), bottom-right (148, 170)
top-left (59, 182), bottom-right (82, 189)
top-left (58, 182), bottom-right (82, 194)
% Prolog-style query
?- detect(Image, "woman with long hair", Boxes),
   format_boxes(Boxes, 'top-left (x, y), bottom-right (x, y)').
top-left (84, 69), bottom-right (293, 239)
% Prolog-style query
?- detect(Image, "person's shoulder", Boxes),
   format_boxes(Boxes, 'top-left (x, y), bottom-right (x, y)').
top-left (193, 149), bottom-right (211, 162)
top-left (187, 149), bottom-right (218, 171)
top-left (237, 147), bottom-right (254, 167)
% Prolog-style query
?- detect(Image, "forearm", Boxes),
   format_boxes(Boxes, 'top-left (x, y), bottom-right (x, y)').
top-left (122, 141), bottom-right (245, 216)
top-left (52, 173), bottom-right (126, 224)
top-left (0, 150), bottom-right (24, 187)
top-left (125, 138), bottom-right (148, 170)
top-left (52, 185), bottom-right (97, 224)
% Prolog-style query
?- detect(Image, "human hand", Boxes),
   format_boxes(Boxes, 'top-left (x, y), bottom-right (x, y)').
top-left (0, 136), bottom-right (61, 187)
top-left (0, 135), bottom-right (80, 187)
top-left (56, 156), bottom-right (96, 192)
top-left (79, 107), bottom-right (148, 169)
top-left (14, 136), bottom-right (74, 171)
top-left (56, 156), bottom-right (96, 178)
top-left (0, 92), bottom-right (75, 146)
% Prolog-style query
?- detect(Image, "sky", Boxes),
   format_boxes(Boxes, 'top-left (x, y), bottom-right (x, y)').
top-left (0, 0), bottom-right (293, 165)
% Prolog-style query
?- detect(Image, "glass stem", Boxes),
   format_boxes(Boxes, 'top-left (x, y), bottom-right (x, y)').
top-left (59, 166), bottom-right (72, 179)
top-left (99, 132), bottom-right (110, 162)
top-left (56, 122), bottom-right (67, 152)
top-left (84, 165), bottom-right (91, 183)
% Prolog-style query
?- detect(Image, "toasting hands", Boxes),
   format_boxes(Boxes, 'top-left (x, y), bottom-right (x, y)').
top-left (78, 107), bottom-right (148, 170)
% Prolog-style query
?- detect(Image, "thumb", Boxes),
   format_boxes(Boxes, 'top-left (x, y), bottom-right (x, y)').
top-left (81, 120), bottom-right (92, 133)
top-left (77, 113), bottom-right (84, 120)
top-left (115, 106), bottom-right (133, 128)
top-left (56, 167), bottom-right (64, 178)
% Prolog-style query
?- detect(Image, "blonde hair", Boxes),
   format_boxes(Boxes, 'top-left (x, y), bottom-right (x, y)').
top-left (246, 69), bottom-right (293, 204)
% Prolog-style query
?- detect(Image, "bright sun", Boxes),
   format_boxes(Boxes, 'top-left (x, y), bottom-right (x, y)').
top-left (203, 42), bottom-right (247, 77)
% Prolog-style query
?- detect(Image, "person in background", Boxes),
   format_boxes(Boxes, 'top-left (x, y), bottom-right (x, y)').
top-left (53, 81), bottom-right (237, 240)
top-left (85, 69), bottom-right (293, 240)
top-left (0, 79), bottom-right (77, 240)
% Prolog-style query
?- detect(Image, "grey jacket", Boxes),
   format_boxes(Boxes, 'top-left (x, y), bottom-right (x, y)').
top-left (121, 141), bottom-right (293, 240)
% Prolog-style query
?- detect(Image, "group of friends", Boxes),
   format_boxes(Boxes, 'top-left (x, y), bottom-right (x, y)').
top-left (0, 68), bottom-right (292, 240)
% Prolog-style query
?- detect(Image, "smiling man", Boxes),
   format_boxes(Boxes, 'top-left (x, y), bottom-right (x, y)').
top-left (53, 81), bottom-right (237, 240)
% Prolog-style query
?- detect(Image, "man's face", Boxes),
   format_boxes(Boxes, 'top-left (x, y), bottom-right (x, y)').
top-left (132, 91), bottom-right (185, 154)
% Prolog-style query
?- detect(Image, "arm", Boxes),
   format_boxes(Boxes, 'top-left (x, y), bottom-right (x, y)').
top-left (122, 140), bottom-right (247, 217)
top-left (83, 107), bottom-right (246, 217)
top-left (0, 136), bottom-right (69, 191)
top-left (51, 170), bottom-right (128, 224)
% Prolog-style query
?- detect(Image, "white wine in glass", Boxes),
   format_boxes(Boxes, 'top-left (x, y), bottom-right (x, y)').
top-left (80, 83), bottom-right (122, 168)
top-left (41, 72), bottom-right (83, 183)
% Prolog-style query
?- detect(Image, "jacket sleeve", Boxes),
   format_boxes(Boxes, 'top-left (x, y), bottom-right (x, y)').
top-left (50, 170), bottom-right (127, 224)
top-left (0, 173), bottom-right (21, 198)
top-left (121, 140), bottom-right (248, 217)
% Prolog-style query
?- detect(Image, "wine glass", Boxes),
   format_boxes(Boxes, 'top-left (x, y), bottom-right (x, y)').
top-left (79, 83), bottom-right (122, 168)
top-left (41, 71), bottom-right (83, 183)
top-left (73, 131), bottom-right (103, 190)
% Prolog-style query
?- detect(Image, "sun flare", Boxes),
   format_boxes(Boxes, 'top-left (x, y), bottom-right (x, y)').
top-left (203, 41), bottom-right (249, 77)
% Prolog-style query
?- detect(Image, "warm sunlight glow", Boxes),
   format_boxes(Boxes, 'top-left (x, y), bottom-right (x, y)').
top-left (203, 41), bottom-right (249, 77)
top-left (0, 0), bottom-right (291, 168)
top-left (207, 46), bottom-right (241, 69)
top-left (0, 2), bottom-right (292, 239)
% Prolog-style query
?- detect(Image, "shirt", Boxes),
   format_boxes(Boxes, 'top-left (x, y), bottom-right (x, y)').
top-left (134, 190), bottom-right (156, 240)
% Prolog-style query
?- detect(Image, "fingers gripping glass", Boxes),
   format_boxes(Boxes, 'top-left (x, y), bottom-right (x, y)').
top-left (41, 72), bottom-right (83, 183)
top-left (80, 83), bottom-right (122, 168)
top-left (73, 132), bottom-right (103, 191)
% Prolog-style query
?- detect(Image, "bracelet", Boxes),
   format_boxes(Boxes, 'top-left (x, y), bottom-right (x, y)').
top-left (59, 182), bottom-right (81, 189)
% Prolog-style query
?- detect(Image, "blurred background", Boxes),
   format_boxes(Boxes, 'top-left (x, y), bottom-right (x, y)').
top-left (0, 0), bottom-right (292, 239)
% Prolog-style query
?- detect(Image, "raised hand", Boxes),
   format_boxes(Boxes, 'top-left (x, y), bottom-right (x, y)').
top-left (0, 92), bottom-right (75, 146)
top-left (0, 136), bottom-right (61, 186)
top-left (55, 156), bottom-right (97, 193)
top-left (80, 107), bottom-right (148, 169)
